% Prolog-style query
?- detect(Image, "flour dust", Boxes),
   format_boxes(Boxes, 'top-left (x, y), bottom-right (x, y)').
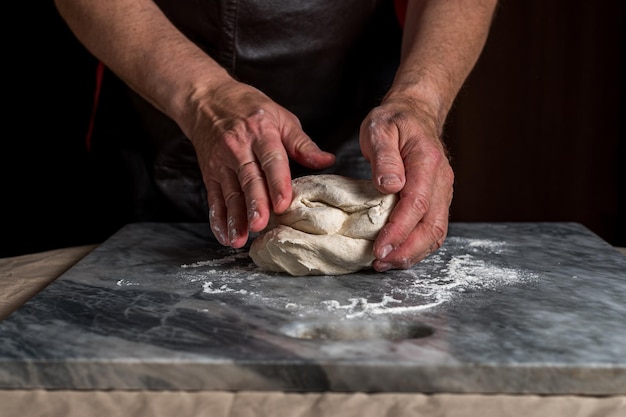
top-left (172, 236), bottom-right (538, 319)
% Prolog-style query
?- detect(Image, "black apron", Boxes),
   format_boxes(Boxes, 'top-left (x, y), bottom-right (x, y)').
top-left (91, 0), bottom-right (402, 222)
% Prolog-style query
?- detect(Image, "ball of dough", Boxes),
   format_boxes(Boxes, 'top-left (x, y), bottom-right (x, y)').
top-left (249, 174), bottom-right (398, 276)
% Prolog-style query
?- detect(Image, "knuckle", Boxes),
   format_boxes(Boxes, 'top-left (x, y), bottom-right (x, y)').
top-left (386, 111), bottom-right (409, 126)
top-left (408, 194), bottom-right (430, 218)
top-left (373, 152), bottom-right (402, 169)
top-left (369, 107), bottom-right (406, 124)
top-left (292, 135), bottom-right (315, 154)
top-left (223, 190), bottom-right (244, 206)
top-left (444, 165), bottom-right (455, 186)
top-left (430, 223), bottom-right (448, 249)
top-left (266, 175), bottom-right (289, 196)
top-left (258, 151), bottom-right (288, 171)
top-left (420, 144), bottom-right (445, 166)
top-left (237, 170), bottom-right (256, 189)
top-left (222, 130), bottom-right (248, 154)
top-left (204, 152), bottom-right (225, 174)
top-left (366, 110), bottom-right (406, 133)
top-left (244, 108), bottom-right (271, 130)
top-left (214, 165), bottom-right (231, 181)
top-left (206, 191), bottom-right (223, 208)
top-left (246, 107), bottom-right (266, 119)
top-left (238, 171), bottom-right (265, 194)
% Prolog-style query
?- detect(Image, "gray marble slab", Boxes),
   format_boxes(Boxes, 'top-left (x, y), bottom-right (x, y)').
top-left (0, 222), bottom-right (625, 394)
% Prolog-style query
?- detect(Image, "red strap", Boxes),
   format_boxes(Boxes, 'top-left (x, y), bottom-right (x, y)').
top-left (85, 61), bottom-right (105, 152)
top-left (394, 0), bottom-right (407, 28)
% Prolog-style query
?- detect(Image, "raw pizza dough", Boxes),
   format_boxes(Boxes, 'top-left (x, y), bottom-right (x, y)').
top-left (249, 174), bottom-right (398, 276)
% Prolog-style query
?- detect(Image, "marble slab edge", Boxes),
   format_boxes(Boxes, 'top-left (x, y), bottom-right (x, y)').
top-left (1, 359), bottom-right (625, 394)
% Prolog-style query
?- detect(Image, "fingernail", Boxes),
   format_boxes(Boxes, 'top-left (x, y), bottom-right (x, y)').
top-left (248, 209), bottom-right (260, 224)
top-left (379, 244), bottom-right (393, 259)
top-left (376, 262), bottom-right (393, 272)
top-left (209, 208), bottom-right (228, 245)
top-left (379, 174), bottom-right (401, 187)
top-left (228, 217), bottom-right (238, 244)
top-left (213, 225), bottom-right (228, 245)
top-left (248, 200), bottom-right (259, 223)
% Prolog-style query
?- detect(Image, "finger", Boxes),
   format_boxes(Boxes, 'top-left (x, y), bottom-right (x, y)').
top-left (374, 165), bottom-right (453, 271)
top-left (219, 168), bottom-right (250, 249)
top-left (219, 115), bottom-right (289, 217)
top-left (249, 128), bottom-right (294, 214)
top-left (237, 160), bottom-right (271, 232)
top-left (206, 180), bottom-right (229, 246)
top-left (282, 122), bottom-right (336, 170)
top-left (372, 150), bottom-right (438, 258)
top-left (360, 116), bottom-right (406, 194)
top-left (373, 214), bottom-right (449, 271)
top-left (226, 110), bottom-right (294, 215)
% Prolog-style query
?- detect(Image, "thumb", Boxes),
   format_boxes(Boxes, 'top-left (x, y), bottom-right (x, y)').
top-left (283, 127), bottom-right (336, 170)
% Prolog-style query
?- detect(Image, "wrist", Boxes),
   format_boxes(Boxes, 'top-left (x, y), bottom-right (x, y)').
top-left (166, 61), bottom-right (233, 136)
top-left (383, 77), bottom-right (451, 136)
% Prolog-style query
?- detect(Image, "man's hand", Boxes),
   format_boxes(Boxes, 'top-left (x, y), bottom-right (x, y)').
top-left (361, 0), bottom-right (496, 271)
top-left (52, 0), bottom-right (335, 250)
top-left (360, 95), bottom-right (454, 271)
top-left (185, 79), bottom-right (335, 249)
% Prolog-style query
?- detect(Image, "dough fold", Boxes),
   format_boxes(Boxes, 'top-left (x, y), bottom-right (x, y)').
top-left (249, 174), bottom-right (398, 276)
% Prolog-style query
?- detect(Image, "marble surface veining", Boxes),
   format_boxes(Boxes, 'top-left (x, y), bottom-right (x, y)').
top-left (0, 222), bottom-right (624, 393)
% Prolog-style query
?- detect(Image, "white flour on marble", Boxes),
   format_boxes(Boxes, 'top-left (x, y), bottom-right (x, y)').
top-left (179, 251), bottom-right (264, 284)
top-left (181, 251), bottom-right (251, 268)
top-left (320, 295), bottom-right (443, 319)
top-left (176, 237), bottom-right (538, 318)
top-left (325, 251), bottom-right (535, 319)
top-left (116, 278), bottom-right (140, 287)
top-left (201, 281), bottom-right (250, 295)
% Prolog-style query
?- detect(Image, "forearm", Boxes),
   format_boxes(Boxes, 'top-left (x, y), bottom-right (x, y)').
top-left (386, 0), bottom-right (497, 133)
top-left (54, 0), bottom-right (230, 128)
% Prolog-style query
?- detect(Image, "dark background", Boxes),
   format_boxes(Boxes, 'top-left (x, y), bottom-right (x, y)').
top-left (2, 0), bottom-right (624, 257)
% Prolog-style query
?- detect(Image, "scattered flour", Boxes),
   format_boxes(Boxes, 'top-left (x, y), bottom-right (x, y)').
top-left (178, 249), bottom-right (264, 283)
top-left (320, 295), bottom-right (442, 319)
top-left (322, 252), bottom-right (535, 318)
top-left (181, 251), bottom-right (250, 268)
top-left (202, 281), bottom-right (250, 295)
top-left (465, 239), bottom-right (506, 252)
top-left (176, 237), bottom-right (538, 319)
top-left (116, 278), bottom-right (140, 287)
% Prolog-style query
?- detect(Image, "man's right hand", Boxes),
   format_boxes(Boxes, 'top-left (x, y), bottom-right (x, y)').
top-left (53, 0), bottom-right (336, 248)
top-left (184, 79), bottom-right (336, 248)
